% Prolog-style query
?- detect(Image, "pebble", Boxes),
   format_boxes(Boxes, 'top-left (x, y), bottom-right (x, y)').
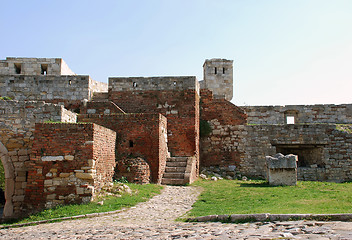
top-left (1, 186), bottom-right (352, 239)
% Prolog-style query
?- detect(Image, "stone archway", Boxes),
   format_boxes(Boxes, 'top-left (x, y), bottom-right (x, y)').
top-left (0, 141), bottom-right (15, 218)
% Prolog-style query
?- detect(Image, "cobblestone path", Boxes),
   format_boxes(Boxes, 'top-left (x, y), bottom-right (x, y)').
top-left (1, 186), bottom-right (352, 239)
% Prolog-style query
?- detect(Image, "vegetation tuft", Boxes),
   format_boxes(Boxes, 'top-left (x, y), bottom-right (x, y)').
top-left (189, 179), bottom-right (352, 217)
top-left (199, 120), bottom-right (212, 138)
top-left (2, 183), bottom-right (162, 226)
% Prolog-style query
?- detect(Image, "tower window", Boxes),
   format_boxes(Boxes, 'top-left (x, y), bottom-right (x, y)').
top-left (41, 64), bottom-right (48, 75)
top-left (286, 116), bottom-right (295, 124)
top-left (214, 67), bottom-right (217, 74)
top-left (223, 68), bottom-right (226, 74)
top-left (129, 140), bottom-right (134, 147)
top-left (14, 63), bottom-right (21, 74)
top-left (133, 82), bottom-right (137, 88)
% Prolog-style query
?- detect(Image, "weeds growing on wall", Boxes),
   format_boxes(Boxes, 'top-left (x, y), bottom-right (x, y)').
top-left (200, 120), bottom-right (212, 138)
top-left (0, 96), bottom-right (11, 100)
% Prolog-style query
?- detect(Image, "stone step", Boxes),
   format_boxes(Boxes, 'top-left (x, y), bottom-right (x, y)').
top-left (165, 166), bottom-right (186, 173)
top-left (161, 178), bottom-right (185, 185)
top-left (167, 157), bottom-right (189, 162)
top-left (163, 172), bottom-right (185, 179)
top-left (166, 161), bottom-right (187, 167)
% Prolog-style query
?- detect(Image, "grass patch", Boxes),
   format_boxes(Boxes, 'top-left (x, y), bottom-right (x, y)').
top-left (3, 183), bottom-right (162, 226)
top-left (188, 179), bottom-right (352, 217)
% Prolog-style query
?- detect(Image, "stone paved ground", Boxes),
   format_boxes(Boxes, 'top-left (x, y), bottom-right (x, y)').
top-left (1, 186), bottom-right (352, 239)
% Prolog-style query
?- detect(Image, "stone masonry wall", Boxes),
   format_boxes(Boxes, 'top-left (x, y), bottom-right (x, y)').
top-left (78, 113), bottom-right (168, 184)
top-left (0, 58), bottom-right (75, 75)
top-left (25, 123), bottom-right (116, 213)
top-left (203, 123), bottom-right (352, 182)
top-left (243, 104), bottom-right (352, 124)
top-left (200, 89), bottom-right (247, 167)
top-left (0, 100), bottom-right (76, 218)
top-left (109, 76), bottom-right (199, 92)
top-left (0, 75), bottom-right (108, 111)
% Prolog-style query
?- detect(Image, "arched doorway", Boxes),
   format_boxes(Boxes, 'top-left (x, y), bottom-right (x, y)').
top-left (0, 141), bottom-right (15, 218)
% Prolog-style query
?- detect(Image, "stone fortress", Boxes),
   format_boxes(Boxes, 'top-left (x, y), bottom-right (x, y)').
top-left (0, 57), bottom-right (351, 220)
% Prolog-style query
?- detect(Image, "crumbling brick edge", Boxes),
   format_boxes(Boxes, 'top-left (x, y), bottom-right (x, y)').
top-left (187, 213), bottom-right (352, 223)
top-left (0, 208), bottom-right (128, 229)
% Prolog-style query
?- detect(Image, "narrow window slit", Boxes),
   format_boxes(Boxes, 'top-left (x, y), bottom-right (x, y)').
top-left (14, 63), bottom-right (21, 74)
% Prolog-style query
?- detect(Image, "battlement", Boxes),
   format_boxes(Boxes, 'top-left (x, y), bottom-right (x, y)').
top-left (0, 57), bottom-right (75, 75)
top-left (109, 76), bottom-right (199, 92)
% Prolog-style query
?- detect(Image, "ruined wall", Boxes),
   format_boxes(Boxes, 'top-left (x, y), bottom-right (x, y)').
top-left (25, 123), bottom-right (116, 212)
top-left (0, 58), bottom-right (75, 75)
top-left (243, 104), bottom-right (352, 124)
top-left (0, 100), bottom-right (76, 218)
top-left (202, 123), bottom-right (352, 182)
top-left (78, 113), bottom-right (168, 184)
top-left (108, 76), bottom-right (199, 161)
top-left (200, 89), bottom-right (247, 167)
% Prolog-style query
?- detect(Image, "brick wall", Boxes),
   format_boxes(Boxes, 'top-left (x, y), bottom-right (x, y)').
top-left (108, 89), bottom-right (199, 159)
top-left (78, 113), bottom-right (168, 184)
top-left (200, 89), bottom-right (247, 167)
top-left (24, 123), bottom-right (116, 212)
top-left (0, 100), bottom-right (76, 218)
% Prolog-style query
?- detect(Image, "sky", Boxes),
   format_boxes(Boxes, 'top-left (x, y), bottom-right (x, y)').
top-left (1, 0), bottom-right (352, 106)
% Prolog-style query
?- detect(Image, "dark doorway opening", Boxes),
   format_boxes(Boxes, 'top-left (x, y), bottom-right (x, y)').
top-left (274, 144), bottom-right (325, 167)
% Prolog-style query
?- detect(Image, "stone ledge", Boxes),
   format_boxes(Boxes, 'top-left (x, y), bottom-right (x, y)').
top-left (187, 213), bottom-right (352, 223)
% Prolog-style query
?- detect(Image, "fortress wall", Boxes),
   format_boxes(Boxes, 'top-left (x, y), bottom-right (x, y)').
top-left (89, 78), bottom-right (108, 93)
top-left (78, 113), bottom-right (168, 184)
top-left (109, 76), bottom-right (199, 92)
top-left (0, 75), bottom-right (91, 102)
top-left (243, 104), bottom-right (352, 124)
top-left (0, 101), bottom-right (76, 218)
top-left (201, 122), bottom-right (352, 182)
top-left (108, 87), bottom-right (199, 160)
top-left (25, 123), bottom-right (116, 212)
top-left (200, 89), bottom-right (247, 167)
top-left (0, 58), bottom-right (71, 75)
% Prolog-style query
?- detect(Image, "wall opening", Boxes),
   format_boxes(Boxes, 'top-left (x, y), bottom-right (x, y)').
top-left (284, 110), bottom-right (299, 124)
top-left (41, 64), bottom-right (48, 75)
top-left (129, 140), bottom-right (134, 148)
top-left (275, 144), bottom-right (325, 168)
top-left (214, 67), bottom-right (217, 74)
top-left (14, 63), bottom-right (21, 74)
top-left (286, 116), bottom-right (295, 124)
top-left (133, 82), bottom-right (137, 88)
top-left (223, 68), bottom-right (225, 74)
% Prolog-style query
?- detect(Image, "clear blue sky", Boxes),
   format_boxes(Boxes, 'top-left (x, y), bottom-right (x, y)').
top-left (1, 0), bottom-right (352, 106)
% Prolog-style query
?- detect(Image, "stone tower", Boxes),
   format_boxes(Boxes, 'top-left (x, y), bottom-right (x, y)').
top-left (203, 58), bottom-right (233, 101)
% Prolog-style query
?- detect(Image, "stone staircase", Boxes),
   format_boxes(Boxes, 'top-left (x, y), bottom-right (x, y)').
top-left (161, 156), bottom-right (196, 185)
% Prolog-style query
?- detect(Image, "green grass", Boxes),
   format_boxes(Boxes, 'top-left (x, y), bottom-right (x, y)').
top-left (189, 179), bottom-right (352, 217)
top-left (3, 183), bottom-right (162, 226)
